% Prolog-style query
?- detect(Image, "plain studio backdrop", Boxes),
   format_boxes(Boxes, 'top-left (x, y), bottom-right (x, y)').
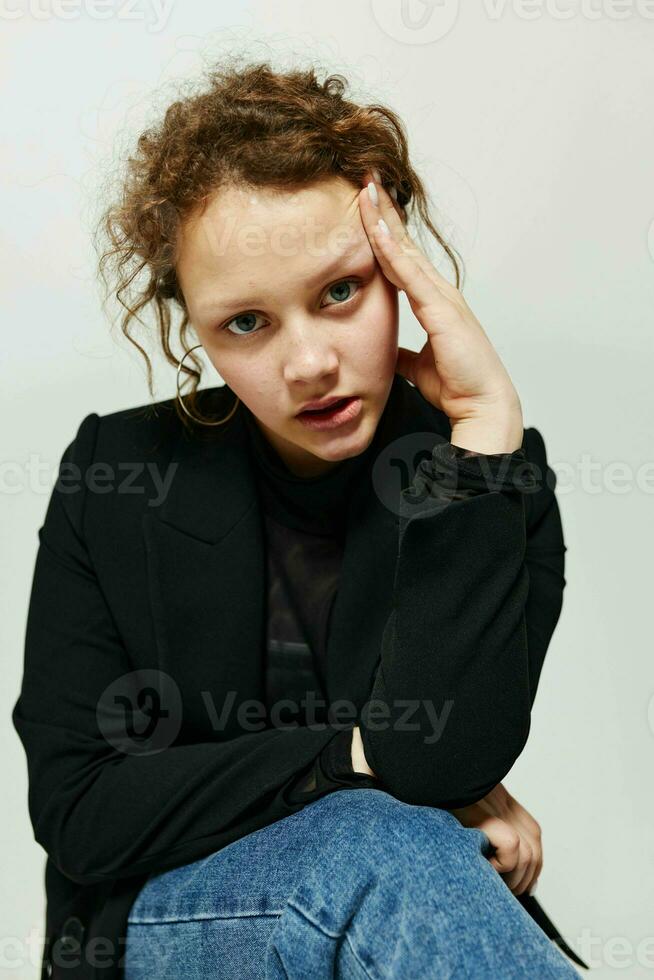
top-left (2, 3), bottom-right (653, 977)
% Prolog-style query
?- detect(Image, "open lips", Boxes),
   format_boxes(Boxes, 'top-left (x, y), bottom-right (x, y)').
top-left (299, 396), bottom-right (355, 415)
top-left (296, 396), bottom-right (362, 429)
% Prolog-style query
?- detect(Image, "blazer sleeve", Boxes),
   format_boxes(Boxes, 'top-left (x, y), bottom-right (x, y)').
top-left (358, 426), bottom-right (567, 809)
top-left (11, 414), bottom-right (367, 887)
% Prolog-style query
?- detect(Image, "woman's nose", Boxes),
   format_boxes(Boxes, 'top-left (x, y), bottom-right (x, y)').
top-left (282, 323), bottom-right (340, 384)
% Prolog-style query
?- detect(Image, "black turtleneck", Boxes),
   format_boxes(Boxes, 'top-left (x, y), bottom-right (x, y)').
top-left (241, 400), bottom-right (381, 537)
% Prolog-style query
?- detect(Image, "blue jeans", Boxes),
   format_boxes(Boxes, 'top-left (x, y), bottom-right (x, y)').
top-left (124, 787), bottom-right (580, 979)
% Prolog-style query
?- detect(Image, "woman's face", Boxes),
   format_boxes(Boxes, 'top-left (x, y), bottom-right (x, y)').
top-left (175, 176), bottom-right (400, 478)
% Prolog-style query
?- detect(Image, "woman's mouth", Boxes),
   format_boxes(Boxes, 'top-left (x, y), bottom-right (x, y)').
top-left (296, 396), bottom-right (362, 430)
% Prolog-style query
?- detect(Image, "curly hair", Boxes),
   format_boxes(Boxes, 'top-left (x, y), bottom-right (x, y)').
top-left (94, 56), bottom-right (464, 434)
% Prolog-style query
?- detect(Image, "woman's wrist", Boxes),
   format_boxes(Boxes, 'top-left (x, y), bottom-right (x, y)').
top-left (351, 725), bottom-right (377, 777)
top-left (450, 405), bottom-right (524, 455)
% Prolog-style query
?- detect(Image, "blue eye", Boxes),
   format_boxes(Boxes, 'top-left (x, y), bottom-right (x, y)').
top-left (223, 312), bottom-right (264, 337)
top-left (221, 278), bottom-right (361, 337)
top-left (322, 279), bottom-right (361, 307)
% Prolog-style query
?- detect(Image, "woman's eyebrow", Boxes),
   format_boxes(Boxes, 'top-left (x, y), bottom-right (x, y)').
top-left (198, 243), bottom-right (371, 317)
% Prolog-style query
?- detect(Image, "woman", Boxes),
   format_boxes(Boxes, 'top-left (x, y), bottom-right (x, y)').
top-left (12, 61), bottom-right (586, 978)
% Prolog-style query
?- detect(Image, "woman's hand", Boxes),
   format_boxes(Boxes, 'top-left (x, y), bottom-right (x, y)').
top-left (448, 782), bottom-right (543, 896)
top-left (358, 171), bottom-right (523, 453)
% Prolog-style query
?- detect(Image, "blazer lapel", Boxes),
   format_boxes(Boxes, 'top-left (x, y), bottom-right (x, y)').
top-left (142, 404), bottom-right (267, 738)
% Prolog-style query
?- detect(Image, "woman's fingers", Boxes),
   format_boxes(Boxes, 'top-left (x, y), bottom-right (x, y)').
top-left (360, 170), bottom-right (460, 297)
top-left (502, 838), bottom-right (536, 895)
top-left (505, 799), bottom-right (544, 895)
top-left (450, 785), bottom-right (544, 899)
top-left (478, 817), bottom-right (537, 897)
top-left (358, 176), bottom-right (456, 330)
top-left (480, 816), bottom-right (520, 876)
top-left (521, 854), bottom-right (543, 896)
top-left (357, 180), bottom-right (419, 286)
top-left (357, 167), bottom-right (522, 421)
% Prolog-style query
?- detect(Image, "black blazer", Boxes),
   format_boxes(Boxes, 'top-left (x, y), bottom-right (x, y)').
top-left (12, 374), bottom-right (584, 978)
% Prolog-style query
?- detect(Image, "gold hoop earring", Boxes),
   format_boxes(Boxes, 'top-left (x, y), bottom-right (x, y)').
top-left (176, 344), bottom-right (240, 426)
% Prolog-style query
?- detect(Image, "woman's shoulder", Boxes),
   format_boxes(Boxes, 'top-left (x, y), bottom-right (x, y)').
top-left (68, 384), bottom-right (233, 461)
top-left (51, 385), bottom-right (235, 537)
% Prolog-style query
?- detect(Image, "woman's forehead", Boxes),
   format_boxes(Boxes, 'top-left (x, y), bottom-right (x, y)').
top-left (177, 179), bottom-right (370, 312)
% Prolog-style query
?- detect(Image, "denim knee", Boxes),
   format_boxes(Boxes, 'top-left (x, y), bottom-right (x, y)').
top-left (305, 787), bottom-right (471, 881)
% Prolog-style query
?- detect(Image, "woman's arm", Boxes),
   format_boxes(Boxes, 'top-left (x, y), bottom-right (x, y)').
top-left (357, 423), bottom-right (566, 808)
top-left (352, 173), bottom-right (567, 810)
top-left (11, 418), bottom-right (372, 886)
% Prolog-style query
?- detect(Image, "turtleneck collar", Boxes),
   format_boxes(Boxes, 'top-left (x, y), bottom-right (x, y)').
top-left (241, 378), bottom-right (403, 537)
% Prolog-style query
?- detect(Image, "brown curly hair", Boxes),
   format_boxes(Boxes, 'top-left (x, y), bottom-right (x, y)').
top-left (94, 56), bottom-right (464, 434)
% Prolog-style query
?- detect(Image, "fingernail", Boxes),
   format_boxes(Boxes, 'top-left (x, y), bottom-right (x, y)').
top-left (389, 184), bottom-right (398, 201)
top-left (367, 181), bottom-right (379, 207)
top-left (371, 167), bottom-right (381, 183)
top-left (377, 217), bottom-right (391, 236)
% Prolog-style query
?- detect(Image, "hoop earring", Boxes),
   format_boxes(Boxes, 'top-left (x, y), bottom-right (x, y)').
top-left (176, 344), bottom-right (240, 426)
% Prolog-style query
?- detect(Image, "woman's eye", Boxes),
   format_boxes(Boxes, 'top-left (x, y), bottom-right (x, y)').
top-left (222, 312), bottom-right (265, 337)
top-left (322, 279), bottom-right (360, 307)
top-left (221, 279), bottom-right (361, 336)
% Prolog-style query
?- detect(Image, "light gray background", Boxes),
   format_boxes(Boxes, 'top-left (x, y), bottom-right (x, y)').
top-left (2, 2), bottom-right (653, 977)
